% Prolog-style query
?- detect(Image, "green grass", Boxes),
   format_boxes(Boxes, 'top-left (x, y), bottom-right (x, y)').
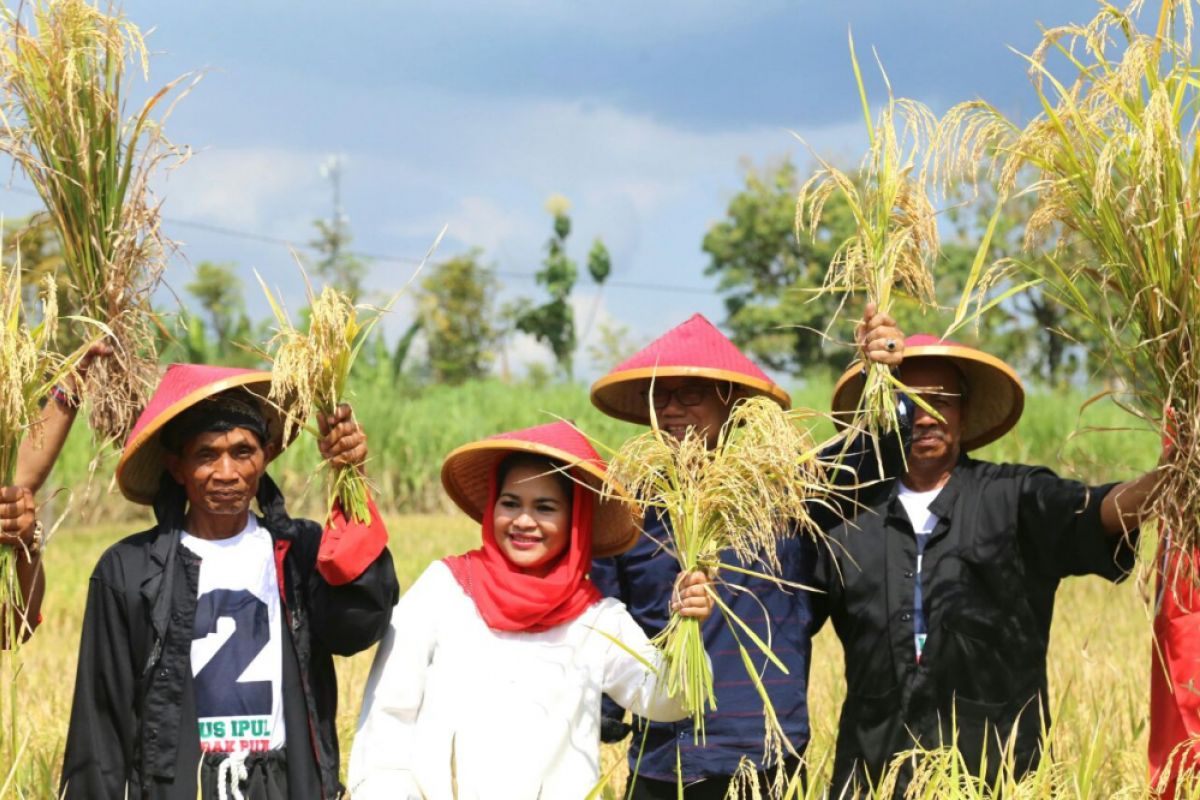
top-left (37, 377), bottom-right (1161, 526)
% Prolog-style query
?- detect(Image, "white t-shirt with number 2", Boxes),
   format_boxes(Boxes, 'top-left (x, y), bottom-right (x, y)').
top-left (181, 516), bottom-right (286, 753)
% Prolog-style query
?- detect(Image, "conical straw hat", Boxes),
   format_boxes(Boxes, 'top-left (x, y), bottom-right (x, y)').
top-left (441, 421), bottom-right (639, 557)
top-left (831, 334), bottom-right (1025, 451)
top-left (590, 313), bottom-right (790, 424)
top-left (116, 364), bottom-right (290, 505)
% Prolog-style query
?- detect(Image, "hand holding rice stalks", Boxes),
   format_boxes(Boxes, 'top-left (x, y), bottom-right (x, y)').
top-left (795, 33), bottom-right (940, 439)
top-left (936, 1), bottom-right (1200, 562)
top-left (0, 261), bottom-right (88, 641)
top-left (602, 395), bottom-right (830, 769)
top-left (259, 276), bottom-right (383, 524)
top-left (0, 0), bottom-right (191, 444)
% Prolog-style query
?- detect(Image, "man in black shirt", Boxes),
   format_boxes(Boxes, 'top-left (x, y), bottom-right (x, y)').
top-left (61, 364), bottom-right (399, 800)
top-left (817, 335), bottom-right (1163, 795)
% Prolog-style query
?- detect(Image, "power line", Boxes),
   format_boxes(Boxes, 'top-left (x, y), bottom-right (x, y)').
top-left (0, 184), bottom-right (717, 296)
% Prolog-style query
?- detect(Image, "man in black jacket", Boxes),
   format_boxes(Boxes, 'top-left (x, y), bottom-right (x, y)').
top-left (818, 335), bottom-right (1164, 796)
top-left (61, 364), bottom-right (400, 799)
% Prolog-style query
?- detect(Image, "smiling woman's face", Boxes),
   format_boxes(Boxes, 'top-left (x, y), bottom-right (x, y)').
top-left (492, 462), bottom-right (572, 576)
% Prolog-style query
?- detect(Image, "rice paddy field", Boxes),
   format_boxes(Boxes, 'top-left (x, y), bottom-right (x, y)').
top-left (0, 378), bottom-right (1176, 798)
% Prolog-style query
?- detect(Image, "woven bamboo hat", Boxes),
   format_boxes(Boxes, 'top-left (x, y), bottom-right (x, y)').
top-left (831, 334), bottom-right (1025, 451)
top-left (590, 313), bottom-right (791, 424)
top-left (116, 364), bottom-right (290, 505)
top-left (440, 421), bottom-right (639, 557)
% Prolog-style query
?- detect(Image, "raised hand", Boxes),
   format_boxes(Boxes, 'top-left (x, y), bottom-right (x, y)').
top-left (317, 403), bottom-right (368, 470)
top-left (857, 301), bottom-right (905, 367)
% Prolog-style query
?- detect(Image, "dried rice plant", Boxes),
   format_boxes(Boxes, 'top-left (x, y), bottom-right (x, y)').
top-left (259, 276), bottom-right (385, 525)
top-left (0, 0), bottom-right (191, 444)
top-left (935, 0), bottom-right (1200, 563)
top-left (795, 32), bottom-right (940, 438)
top-left (867, 707), bottom-right (1063, 799)
top-left (0, 261), bottom-right (84, 644)
top-left (602, 395), bottom-right (831, 783)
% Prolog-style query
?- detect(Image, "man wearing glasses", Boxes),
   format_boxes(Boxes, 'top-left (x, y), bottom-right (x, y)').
top-left (818, 335), bottom-right (1164, 796)
top-left (589, 307), bottom-right (903, 797)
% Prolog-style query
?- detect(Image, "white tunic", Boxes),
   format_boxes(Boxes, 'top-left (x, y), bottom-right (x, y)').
top-left (348, 560), bottom-right (691, 799)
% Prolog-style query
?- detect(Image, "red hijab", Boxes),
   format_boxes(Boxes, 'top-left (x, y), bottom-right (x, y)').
top-left (443, 469), bottom-right (602, 632)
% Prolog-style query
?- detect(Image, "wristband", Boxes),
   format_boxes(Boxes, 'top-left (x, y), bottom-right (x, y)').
top-left (50, 384), bottom-right (79, 410)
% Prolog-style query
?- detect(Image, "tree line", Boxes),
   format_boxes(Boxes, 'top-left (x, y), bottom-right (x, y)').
top-left (4, 156), bottom-right (1100, 389)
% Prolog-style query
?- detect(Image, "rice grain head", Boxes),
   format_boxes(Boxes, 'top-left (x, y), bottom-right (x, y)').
top-left (601, 394), bottom-right (834, 761)
top-left (0, 0), bottom-right (190, 444)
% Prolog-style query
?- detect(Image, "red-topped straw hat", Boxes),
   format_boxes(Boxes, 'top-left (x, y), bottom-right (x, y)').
top-left (440, 421), bottom-right (639, 557)
top-left (831, 334), bottom-right (1025, 451)
top-left (590, 313), bottom-right (791, 425)
top-left (116, 364), bottom-right (291, 505)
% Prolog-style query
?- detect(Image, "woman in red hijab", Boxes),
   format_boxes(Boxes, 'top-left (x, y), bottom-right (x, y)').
top-left (349, 421), bottom-right (712, 799)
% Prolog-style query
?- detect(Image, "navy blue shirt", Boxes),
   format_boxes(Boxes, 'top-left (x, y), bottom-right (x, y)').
top-left (591, 509), bottom-right (818, 782)
top-left (591, 435), bottom-right (884, 783)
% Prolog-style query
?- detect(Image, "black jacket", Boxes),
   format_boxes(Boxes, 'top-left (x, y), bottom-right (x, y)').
top-left (60, 494), bottom-right (399, 800)
top-left (813, 456), bottom-right (1136, 795)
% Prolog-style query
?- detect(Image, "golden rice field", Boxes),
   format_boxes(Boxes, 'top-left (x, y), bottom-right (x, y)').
top-left (0, 504), bottom-right (1177, 799)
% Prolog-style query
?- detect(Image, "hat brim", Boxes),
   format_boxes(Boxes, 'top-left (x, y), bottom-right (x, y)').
top-left (116, 373), bottom-right (292, 505)
top-left (440, 438), bottom-right (639, 558)
top-left (831, 344), bottom-right (1025, 451)
top-left (591, 366), bottom-right (792, 425)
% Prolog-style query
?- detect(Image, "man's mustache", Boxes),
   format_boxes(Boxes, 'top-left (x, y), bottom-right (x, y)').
top-left (911, 427), bottom-right (947, 442)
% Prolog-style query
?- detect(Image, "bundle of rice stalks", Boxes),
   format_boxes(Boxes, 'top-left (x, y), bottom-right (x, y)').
top-left (259, 276), bottom-right (386, 524)
top-left (0, 0), bottom-right (190, 444)
top-left (872, 709), bottom-right (1061, 800)
top-left (935, 0), bottom-right (1200, 559)
top-left (795, 33), bottom-right (940, 438)
top-left (602, 395), bottom-right (830, 775)
top-left (0, 262), bottom-right (81, 642)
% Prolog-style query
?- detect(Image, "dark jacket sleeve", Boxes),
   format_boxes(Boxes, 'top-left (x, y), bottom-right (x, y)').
top-left (303, 505), bottom-right (400, 657)
top-left (591, 555), bottom-right (623, 600)
top-left (807, 535), bottom-right (837, 636)
top-left (813, 431), bottom-right (904, 532)
top-left (61, 574), bottom-right (137, 799)
top-left (1017, 468), bottom-right (1137, 582)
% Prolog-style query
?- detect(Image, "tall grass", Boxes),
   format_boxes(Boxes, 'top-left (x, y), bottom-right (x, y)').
top-left (795, 33), bottom-right (940, 438)
top-left (938, 0), bottom-right (1200, 561)
top-left (0, 264), bottom-right (77, 648)
top-left (0, 0), bottom-right (190, 444)
top-left (260, 279), bottom-right (385, 523)
top-left (30, 376), bottom-right (1158, 524)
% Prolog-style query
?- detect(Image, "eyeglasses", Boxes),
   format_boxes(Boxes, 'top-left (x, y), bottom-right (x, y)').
top-left (898, 390), bottom-right (964, 413)
top-left (641, 384), bottom-right (712, 411)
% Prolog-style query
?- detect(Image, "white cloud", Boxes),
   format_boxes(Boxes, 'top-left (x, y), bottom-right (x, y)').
top-left (158, 146), bottom-right (327, 233)
top-left (142, 83), bottom-right (869, 346)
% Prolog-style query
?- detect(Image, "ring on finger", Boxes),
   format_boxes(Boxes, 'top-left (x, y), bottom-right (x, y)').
top-left (28, 521), bottom-right (43, 557)
top-left (885, 338), bottom-right (897, 352)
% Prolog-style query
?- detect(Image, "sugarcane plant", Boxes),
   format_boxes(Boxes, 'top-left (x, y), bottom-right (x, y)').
top-left (601, 394), bottom-right (833, 783)
top-left (936, 0), bottom-right (1200, 564)
top-left (795, 33), bottom-right (941, 439)
top-left (0, 0), bottom-right (191, 444)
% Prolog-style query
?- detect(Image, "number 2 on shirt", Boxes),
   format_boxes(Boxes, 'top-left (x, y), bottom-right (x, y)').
top-left (192, 589), bottom-right (272, 716)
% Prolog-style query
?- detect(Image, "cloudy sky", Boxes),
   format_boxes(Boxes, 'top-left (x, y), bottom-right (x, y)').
top-left (0, 0), bottom-right (1103, 377)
